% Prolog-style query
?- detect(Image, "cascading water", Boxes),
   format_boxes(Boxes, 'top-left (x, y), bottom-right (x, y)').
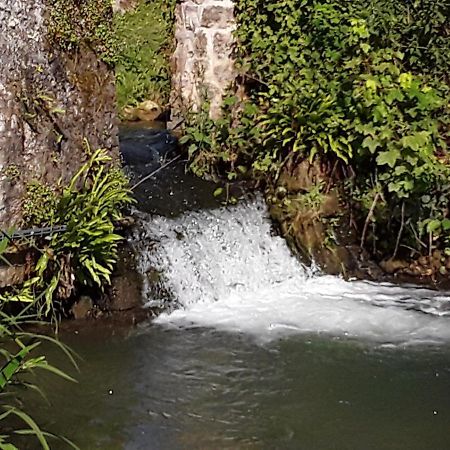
top-left (132, 195), bottom-right (450, 345)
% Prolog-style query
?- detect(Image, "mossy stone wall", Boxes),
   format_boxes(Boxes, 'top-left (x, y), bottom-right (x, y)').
top-left (0, 0), bottom-right (118, 228)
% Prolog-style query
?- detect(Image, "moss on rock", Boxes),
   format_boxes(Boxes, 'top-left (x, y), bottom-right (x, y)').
top-left (47, 0), bottom-right (117, 64)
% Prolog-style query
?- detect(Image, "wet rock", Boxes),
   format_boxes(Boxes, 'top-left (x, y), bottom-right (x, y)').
top-left (122, 100), bottom-right (163, 122)
top-left (107, 242), bottom-right (144, 312)
top-left (278, 159), bottom-right (328, 193)
top-left (270, 160), bottom-right (383, 280)
top-left (380, 259), bottom-right (409, 274)
top-left (119, 127), bottom-right (178, 169)
top-left (71, 296), bottom-right (94, 320)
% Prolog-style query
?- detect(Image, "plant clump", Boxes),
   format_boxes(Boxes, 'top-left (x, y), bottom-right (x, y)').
top-left (3, 142), bottom-right (134, 317)
top-left (114, 0), bottom-right (176, 113)
top-left (47, 0), bottom-right (117, 64)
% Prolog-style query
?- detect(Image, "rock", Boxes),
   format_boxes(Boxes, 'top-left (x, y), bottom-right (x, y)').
top-left (119, 128), bottom-right (178, 168)
top-left (201, 5), bottom-right (234, 28)
top-left (433, 249), bottom-right (442, 260)
top-left (319, 191), bottom-right (340, 217)
top-left (112, 0), bottom-right (138, 14)
top-left (171, 0), bottom-right (236, 120)
top-left (0, 0), bottom-right (119, 229)
top-left (71, 296), bottom-right (94, 319)
top-left (380, 259), bottom-right (409, 274)
top-left (107, 243), bottom-right (143, 312)
top-left (278, 159), bottom-right (328, 193)
top-left (0, 265), bottom-right (27, 288)
top-left (418, 256), bottom-right (429, 267)
top-left (122, 100), bottom-right (163, 122)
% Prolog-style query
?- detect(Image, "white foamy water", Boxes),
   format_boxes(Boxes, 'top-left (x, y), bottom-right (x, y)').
top-left (132, 196), bottom-right (450, 345)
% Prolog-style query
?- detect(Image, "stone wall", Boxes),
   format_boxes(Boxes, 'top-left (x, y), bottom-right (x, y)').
top-left (0, 1), bottom-right (118, 228)
top-left (171, 0), bottom-right (236, 120)
top-left (112, 0), bottom-right (138, 14)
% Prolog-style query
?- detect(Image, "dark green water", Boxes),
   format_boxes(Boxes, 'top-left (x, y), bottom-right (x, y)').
top-left (27, 325), bottom-right (450, 450)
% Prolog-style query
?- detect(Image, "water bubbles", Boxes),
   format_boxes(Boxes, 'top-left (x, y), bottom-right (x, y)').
top-left (132, 195), bottom-right (450, 345)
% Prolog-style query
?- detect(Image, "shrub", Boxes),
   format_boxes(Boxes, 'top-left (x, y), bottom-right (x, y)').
top-left (183, 0), bottom-right (450, 260)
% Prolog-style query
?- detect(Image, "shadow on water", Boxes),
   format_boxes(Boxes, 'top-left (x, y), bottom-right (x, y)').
top-left (119, 125), bottom-right (223, 217)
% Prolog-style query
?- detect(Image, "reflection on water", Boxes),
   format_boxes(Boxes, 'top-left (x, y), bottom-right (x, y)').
top-left (29, 326), bottom-right (450, 450)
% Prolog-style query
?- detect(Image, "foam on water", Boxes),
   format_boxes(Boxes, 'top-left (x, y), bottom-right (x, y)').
top-left (132, 196), bottom-right (450, 345)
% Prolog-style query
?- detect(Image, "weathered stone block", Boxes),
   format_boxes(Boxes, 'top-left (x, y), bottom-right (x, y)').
top-left (213, 30), bottom-right (233, 58)
top-left (171, 0), bottom-right (236, 120)
top-left (194, 30), bottom-right (208, 58)
top-left (201, 5), bottom-right (234, 28)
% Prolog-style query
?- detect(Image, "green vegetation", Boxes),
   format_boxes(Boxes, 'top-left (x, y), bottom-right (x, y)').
top-left (114, 0), bottom-right (176, 113)
top-left (22, 182), bottom-right (58, 227)
top-left (183, 0), bottom-right (450, 263)
top-left (1, 143), bottom-right (133, 317)
top-left (0, 262), bottom-right (78, 449)
top-left (47, 0), bottom-right (116, 64)
top-left (48, 0), bottom-right (176, 114)
top-left (0, 145), bottom-right (132, 447)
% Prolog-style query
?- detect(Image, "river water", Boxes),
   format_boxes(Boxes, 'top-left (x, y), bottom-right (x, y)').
top-left (28, 128), bottom-right (450, 449)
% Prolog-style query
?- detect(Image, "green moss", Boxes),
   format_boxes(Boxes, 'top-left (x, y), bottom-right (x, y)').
top-left (22, 181), bottom-right (58, 227)
top-left (2, 164), bottom-right (20, 182)
top-left (114, 0), bottom-right (176, 112)
top-left (47, 0), bottom-right (117, 64)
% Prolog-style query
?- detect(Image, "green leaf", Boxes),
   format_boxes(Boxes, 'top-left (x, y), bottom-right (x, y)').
top-left (362, 136), bottom-right (381, 154)
top-left (427, 219), bottom-right (442, 233)
top-left (402, 132), bottom-right (429, 151)
top-left (376, 149), bottom-right (401, 168)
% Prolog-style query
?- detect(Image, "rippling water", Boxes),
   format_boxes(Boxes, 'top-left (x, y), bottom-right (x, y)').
top-left (30, 326), bottom-right (450, 450)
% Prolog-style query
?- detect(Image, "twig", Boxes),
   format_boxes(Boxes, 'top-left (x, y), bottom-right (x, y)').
top-left (131, 154), bottom-right (181, 191)
top-left (325, 160), bottom-right (339, 194)
top-left (409, 223), bottom-right (427, 249)
top-left (360, 192), bottom-right (380, 250)
top-left (393, 201), bottom-right (405, 259)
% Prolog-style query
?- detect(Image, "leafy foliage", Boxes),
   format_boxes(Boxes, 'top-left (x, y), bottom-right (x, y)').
top-left (47, 0), bottom-right (117, 64)
top-left (114, 0), bottom-right (176, 112)
top-left (22, 182), bottom-right (58, 227)
top-left (183, 0), bottom-right (450, 260)
top-left (0, 273), bottom-right (77, 449)
top-left (4, 144), bottom-right (134, 316)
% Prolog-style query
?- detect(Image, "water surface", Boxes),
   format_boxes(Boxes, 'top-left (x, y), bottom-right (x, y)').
top-left (26, 129), bottom-right (450, 449)
top-left (32, 326), bottom-right (450, 450)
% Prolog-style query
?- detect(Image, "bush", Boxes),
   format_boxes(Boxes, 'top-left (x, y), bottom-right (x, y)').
top-left (183, 0), bottom-right (450, 260)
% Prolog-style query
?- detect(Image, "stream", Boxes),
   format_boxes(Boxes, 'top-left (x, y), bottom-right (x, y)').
top-left (28, 127), bottom-right (450, 450)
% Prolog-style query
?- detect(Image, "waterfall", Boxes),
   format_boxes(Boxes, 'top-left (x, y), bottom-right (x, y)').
top-left (131, 195), bottom-right (450, 345)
